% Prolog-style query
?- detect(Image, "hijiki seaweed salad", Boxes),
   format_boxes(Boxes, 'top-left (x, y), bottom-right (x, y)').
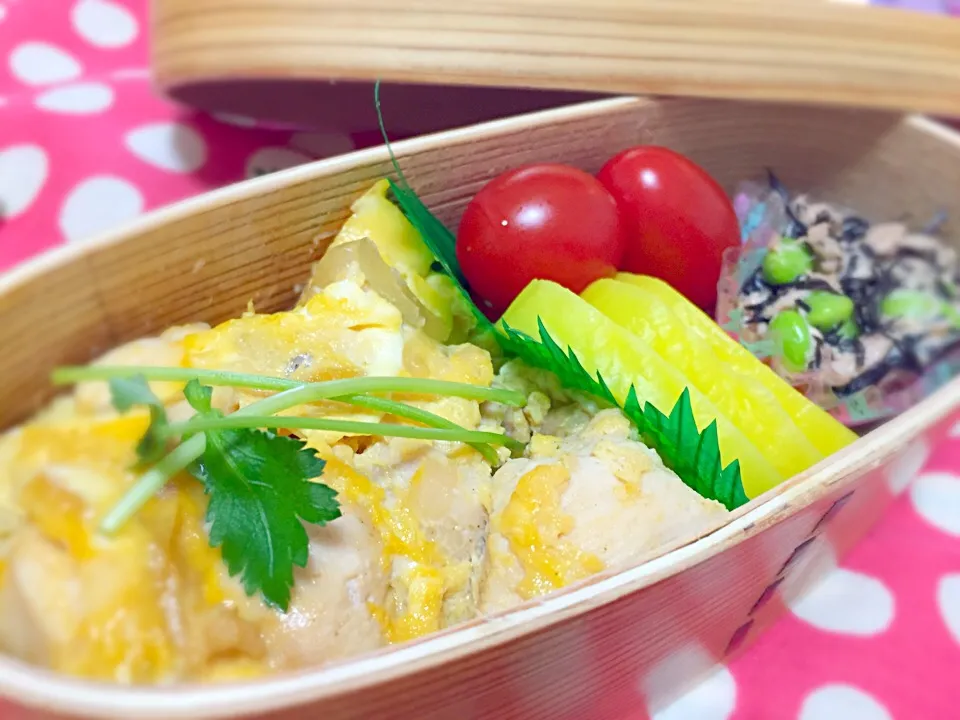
top-left (720, 174), bottom-right (959, 424)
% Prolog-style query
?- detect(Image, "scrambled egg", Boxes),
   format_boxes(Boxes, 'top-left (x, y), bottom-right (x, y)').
top-left (0, 184), bottom-right (729, 685)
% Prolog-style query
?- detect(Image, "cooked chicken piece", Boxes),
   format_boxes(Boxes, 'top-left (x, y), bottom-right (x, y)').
top-left (347, 439), bottom-right (492, 639)
top-left (0, 414), bottom-right (393, 683)
top-left (480, 410), bottom-right (728, 613)
top-left (253, 499), bottom-right (390, 673)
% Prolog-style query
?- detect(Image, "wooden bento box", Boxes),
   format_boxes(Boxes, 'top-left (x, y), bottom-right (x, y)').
top-left (1, 96), bottom-right (959, 720)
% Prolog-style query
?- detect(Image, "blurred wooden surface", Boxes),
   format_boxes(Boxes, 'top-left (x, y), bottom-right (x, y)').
top-left (153, 0), bottom-right (960, 121)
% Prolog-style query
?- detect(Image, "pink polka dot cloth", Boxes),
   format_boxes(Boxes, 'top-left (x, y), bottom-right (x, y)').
top-left (1, 1), bottom-right (959, 719)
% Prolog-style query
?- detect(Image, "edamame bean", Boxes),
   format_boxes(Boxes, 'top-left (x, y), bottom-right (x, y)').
top-left (769, 310), bottom-right (811, 371)
top-left (880, 289), bottom-right (960, 330)
top-left (880, 289), bottom-right (940, 321)
top-left (762, 241), bottom-right (813, 285)
top-left (942, 304), bottom-right (960, 330)
top-left (806, 291), bottom-right (854, 331)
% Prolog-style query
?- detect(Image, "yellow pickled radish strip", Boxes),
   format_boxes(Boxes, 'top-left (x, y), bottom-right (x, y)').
top-left (500, 280), bottom-right (782, 496)
top-left (583, 278), bottom-right (823, 480)
top-left (615, 273), bottom-right (857, 456)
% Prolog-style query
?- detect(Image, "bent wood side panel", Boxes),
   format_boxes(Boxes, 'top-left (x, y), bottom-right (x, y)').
top-left (0, 436), bottom-right (911, 720)
top-left (4, 98), bottom-right (960, 429)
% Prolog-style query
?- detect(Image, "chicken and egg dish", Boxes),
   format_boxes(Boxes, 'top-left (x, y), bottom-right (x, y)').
top-left (0, 181), bottom-right (734, 684)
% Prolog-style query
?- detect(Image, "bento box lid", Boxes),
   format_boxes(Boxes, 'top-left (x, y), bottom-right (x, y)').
top-left (152, 0), bottom-right (960, 129)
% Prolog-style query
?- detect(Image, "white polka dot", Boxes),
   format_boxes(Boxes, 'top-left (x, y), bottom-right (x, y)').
top-left (789, 568), bottom-right (894, 636)
top-left (0, 6), bottom-right (7, 23)
top-left (938, 574), bottom-right (960, 647)
top-left (885, 438), bottom-right (930, 495)
top-left (71, 0), bottom-right (138, 48)
top-left (124, 122), bottom-right (207, 173)
top-left (0, 144), bottom-right (48, 219)
top-left (59, 176), bottom-right (144, 243)
top-left (910, 472), bottom-right (960, 536)
top-left (650, 664), bottom-right (736, 720)
top-left (289, 131), bottom-right (356, 158)
top-left (799, 684), bottom-right (892, 720)
top-left (245, 147), bottom-right (312, 178)
top-left (35, 82), bottom-right (114, 114)
top-left (212, 112), bottom-right (257, 128)
top-left (9, 42), bottom-right (83, 86)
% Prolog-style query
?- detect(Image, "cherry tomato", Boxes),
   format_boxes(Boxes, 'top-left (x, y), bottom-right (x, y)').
top-left (596, 146), bottom-right (740, 310)
top-left (456, 163), bottom-right (626, 318)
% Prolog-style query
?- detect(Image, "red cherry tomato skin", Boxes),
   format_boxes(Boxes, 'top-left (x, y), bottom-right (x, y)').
top-left (596, 146), bottom-right (740, 310)
top-left (456, 163), bottom-right (626, 318)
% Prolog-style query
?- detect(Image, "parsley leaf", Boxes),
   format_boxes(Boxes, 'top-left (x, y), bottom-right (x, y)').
top-left (375, 84), bottom-right (747, 509)
top-left (108, 374), bottom-right (171, 466)
top-left (183, 380), bottom-right (341, 610)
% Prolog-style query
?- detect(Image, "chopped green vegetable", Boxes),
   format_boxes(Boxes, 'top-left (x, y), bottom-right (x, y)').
top-left (182, 381), bottom-right (340, 611)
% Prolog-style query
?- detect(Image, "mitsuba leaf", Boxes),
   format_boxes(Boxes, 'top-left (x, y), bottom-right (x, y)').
top-left (184, 380), bottom-right (341, 610)
top-left (110, 375), bottom-right (161, 412)
top-left (182, 378), bottom-right (214, 414)
top-left (108, 374), bottom-right (171, 466)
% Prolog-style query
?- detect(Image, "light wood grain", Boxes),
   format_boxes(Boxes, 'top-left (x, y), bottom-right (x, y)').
top-left (153, 0), bottom-right (960, 118)
top-left (1, 97), bottom-right (960, 719)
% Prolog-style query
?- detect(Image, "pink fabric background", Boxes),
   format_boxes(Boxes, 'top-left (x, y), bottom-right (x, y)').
top-left (1, 1), bottom-right (959, 718)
